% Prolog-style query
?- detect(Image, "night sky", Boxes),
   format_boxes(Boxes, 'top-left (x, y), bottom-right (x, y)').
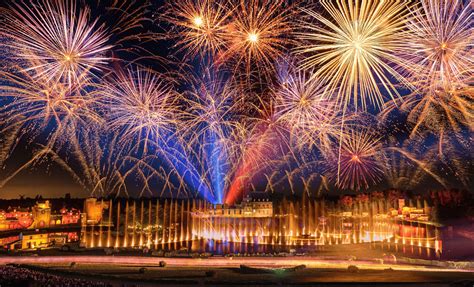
top-left (0, 0), bottom-right (472, 200)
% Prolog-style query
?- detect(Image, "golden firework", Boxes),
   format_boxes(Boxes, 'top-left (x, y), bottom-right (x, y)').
top-left (386, 0), bottom-right (474, 136)
top-left (219, 0), bottom-right (295, 76)
top-left (296, 0), bottom-right (410, 110)
top-left (273, 63), bottom-right (344, 151)
top-left (0, 68), bottom-right (101, 146)
top-left (0, 0), bottom-right (112, 86)
top-left (397, 0), bottom-right (473, 94)
top-left (162, 0), bottom-right (233, 58)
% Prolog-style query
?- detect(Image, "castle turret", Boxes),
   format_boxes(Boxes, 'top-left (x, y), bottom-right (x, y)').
top-left (31, 200), bottom-right (51, 229)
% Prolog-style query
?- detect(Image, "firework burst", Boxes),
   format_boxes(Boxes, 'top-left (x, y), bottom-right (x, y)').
top-left (397, 0), bottom-right (473, 94)
top-left (385, 0), bottom-right (474, 136)
top-left (162, 0), bottom-right (233, 58)
top-left (218, 0), bottom-right (295, 76)
top-left (97, 67), bottom-right (180, 154)
top-left (0, 0), bottom-right (112, 85)
top-left (180, 70), bottom-right (245, 148)
top-left (273, 63), bottom-right (344, 151)
top-left (0, 0), bottom-right (471, 199)
top-left (326, 128), bottom-right (383, 191)
top-left (0, 68), bottom-right (101, 146)
top-left (296, 0), bottom-right (410, 110)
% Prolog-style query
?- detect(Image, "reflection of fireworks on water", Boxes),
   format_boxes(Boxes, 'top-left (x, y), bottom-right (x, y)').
top-left (296, 0), bottom-right (409, 110)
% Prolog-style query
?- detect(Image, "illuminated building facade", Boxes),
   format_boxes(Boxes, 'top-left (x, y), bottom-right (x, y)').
top-left (0, 208), bottom-right (33, 231)
top-left (0, 201), bottom-right (82, 250)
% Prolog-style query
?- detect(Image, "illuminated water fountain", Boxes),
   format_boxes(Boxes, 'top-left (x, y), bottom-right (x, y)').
top-left (82, 194), bottom-right (442, 258)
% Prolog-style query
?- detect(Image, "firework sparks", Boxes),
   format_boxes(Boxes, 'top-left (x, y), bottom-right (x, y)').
top-left (97, 67), bottom-right (180, 154)
top-left (162, 0), bottom-right (233, 58)
top-left (383, 87), bottom-right (473, 138)
top-left (296, 0), bottom-right (410, 110)
top-left (0, 0), bottom-right (112, 85)
top-left (397, 0), bottom-right (473, 94)
top-left (218, 0), bottom-right (295, 76)
top-left (379, 137), bottom-right (441, 190)
top-left (225, 102), bottom-right (291, 204)
top-left (176, 69), bottom-right (248, 203)
top-left (326, 128), bottom-right (383, 191)
top-left (273, 62), bottom-right (344, 151)
top-left (180, 70), bottom-right (244, 148)
top-left (0, 68), bottom-right (101, 147)
top-left (0, 0), bottom-right (471, 200)
top-left (384, 0), bottom-right (474, 136)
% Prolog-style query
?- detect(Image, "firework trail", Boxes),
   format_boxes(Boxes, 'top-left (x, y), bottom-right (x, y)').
top-left (379, 137), bottom-right (442, 190)
top-left (225, 100), bottom-right (290, 204)
top-left (226, 58), bottom-right (347, 203)
top-left (175, 68), bottom-right (249, 203)
top-left (41, 129), bottom-right (172, 198)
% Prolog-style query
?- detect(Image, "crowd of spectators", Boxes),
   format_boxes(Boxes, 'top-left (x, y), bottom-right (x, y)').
top-left (0, 265), bottom-right (111, 287)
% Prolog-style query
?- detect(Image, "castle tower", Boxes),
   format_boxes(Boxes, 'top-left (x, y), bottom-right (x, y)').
top-left (31, 200), bottom-right (51, 229)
